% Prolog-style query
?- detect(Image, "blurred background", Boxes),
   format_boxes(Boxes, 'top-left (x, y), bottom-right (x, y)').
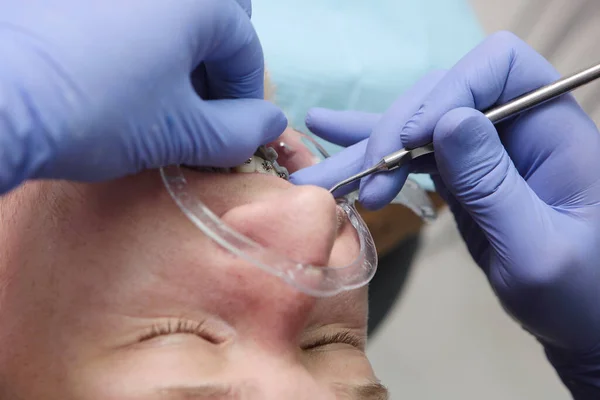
top-left (253, 0), bottom-right (600, 398)
top-left (368, 0), bottom-right (600, 398)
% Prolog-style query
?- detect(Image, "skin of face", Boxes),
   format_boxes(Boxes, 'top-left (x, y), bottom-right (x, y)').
top-left (0, 129), bottom-right (386, 400)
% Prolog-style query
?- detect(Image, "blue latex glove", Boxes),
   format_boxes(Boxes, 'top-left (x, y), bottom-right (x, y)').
top-left (0, 0), bottom-right (286, 194)
top-left (292, 32), bottom-right (600, 398)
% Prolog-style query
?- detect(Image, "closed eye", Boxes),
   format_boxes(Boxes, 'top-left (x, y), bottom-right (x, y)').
top-left (138, 318), bottom-right (224, 345)
top-left (302, 331), bottom-right (365, 351)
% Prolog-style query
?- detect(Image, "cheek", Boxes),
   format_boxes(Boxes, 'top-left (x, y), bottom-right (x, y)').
top-left (0, 176), bottom-right (234, 332)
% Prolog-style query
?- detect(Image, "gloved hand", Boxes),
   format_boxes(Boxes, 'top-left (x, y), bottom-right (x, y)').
top-left (292, 32), bottom-right (600, 398)
top-left (0, 0), bottom-right (286, 194)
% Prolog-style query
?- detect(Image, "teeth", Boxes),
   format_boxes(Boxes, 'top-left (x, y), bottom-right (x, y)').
top-left (261, 159), bottom-right (274, 172)
top-left (255, 145), bottom-right (289, 180)
top-left (185, 152), bottom-right (289, 180)
top-left (234, 157), bottom-right (258, 173)
top-left (233, 155), bottom-right (279, 177)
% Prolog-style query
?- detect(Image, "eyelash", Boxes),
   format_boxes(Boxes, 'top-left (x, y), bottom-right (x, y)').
top-left (303, 331), bottom-right (364, 350)
top-left (139, 320), bottom-right (362, 350)
top-left (139, 319), bottom-right (221, 344)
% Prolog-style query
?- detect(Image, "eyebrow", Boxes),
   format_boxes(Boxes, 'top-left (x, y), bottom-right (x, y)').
top-left (158, 381), bottom-right (389, 400)
top-left (157, 384), bottom-right (238, 399)
top-left (333, 381), bottom-right (390, 400)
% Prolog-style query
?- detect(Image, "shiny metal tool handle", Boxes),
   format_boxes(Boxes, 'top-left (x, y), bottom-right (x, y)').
top-left (383, 144), bottom-right (434, 171)
top-left (329, 61), bottom-right (600, 195)
top-left (393, 61), bottom-right (600, 167)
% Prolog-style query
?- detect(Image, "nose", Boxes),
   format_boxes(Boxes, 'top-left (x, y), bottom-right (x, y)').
top-left (221, 186), bottom-right (338, 347)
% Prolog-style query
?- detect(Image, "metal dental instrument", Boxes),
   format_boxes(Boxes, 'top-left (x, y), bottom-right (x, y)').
top-left (329, 61), bottom-right (600, 195)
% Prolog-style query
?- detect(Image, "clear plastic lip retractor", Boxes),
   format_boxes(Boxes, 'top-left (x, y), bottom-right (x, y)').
top-left (161, 164), bottom-right (376, 297)
top-left (160, 129), bottom-right (435, 297)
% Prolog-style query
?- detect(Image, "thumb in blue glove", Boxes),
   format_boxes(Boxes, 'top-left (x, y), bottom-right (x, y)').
top-left (289, 69), bottom-right (446, 198)
top-left (0, 0), bottom-right (287, 194)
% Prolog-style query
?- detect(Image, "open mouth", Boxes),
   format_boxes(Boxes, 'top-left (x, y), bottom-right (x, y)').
top-left (236, 145), bottom-right (290, 179)
top-left (186, 128), bottom-right (325, 180)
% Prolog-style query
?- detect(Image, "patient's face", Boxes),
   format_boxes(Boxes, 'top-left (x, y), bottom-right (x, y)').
top-left (0, 129), bottom-right (385, 399)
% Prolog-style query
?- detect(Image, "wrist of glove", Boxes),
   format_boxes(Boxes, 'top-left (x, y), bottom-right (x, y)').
top-left (545, 344), bottom-right (600, 399)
